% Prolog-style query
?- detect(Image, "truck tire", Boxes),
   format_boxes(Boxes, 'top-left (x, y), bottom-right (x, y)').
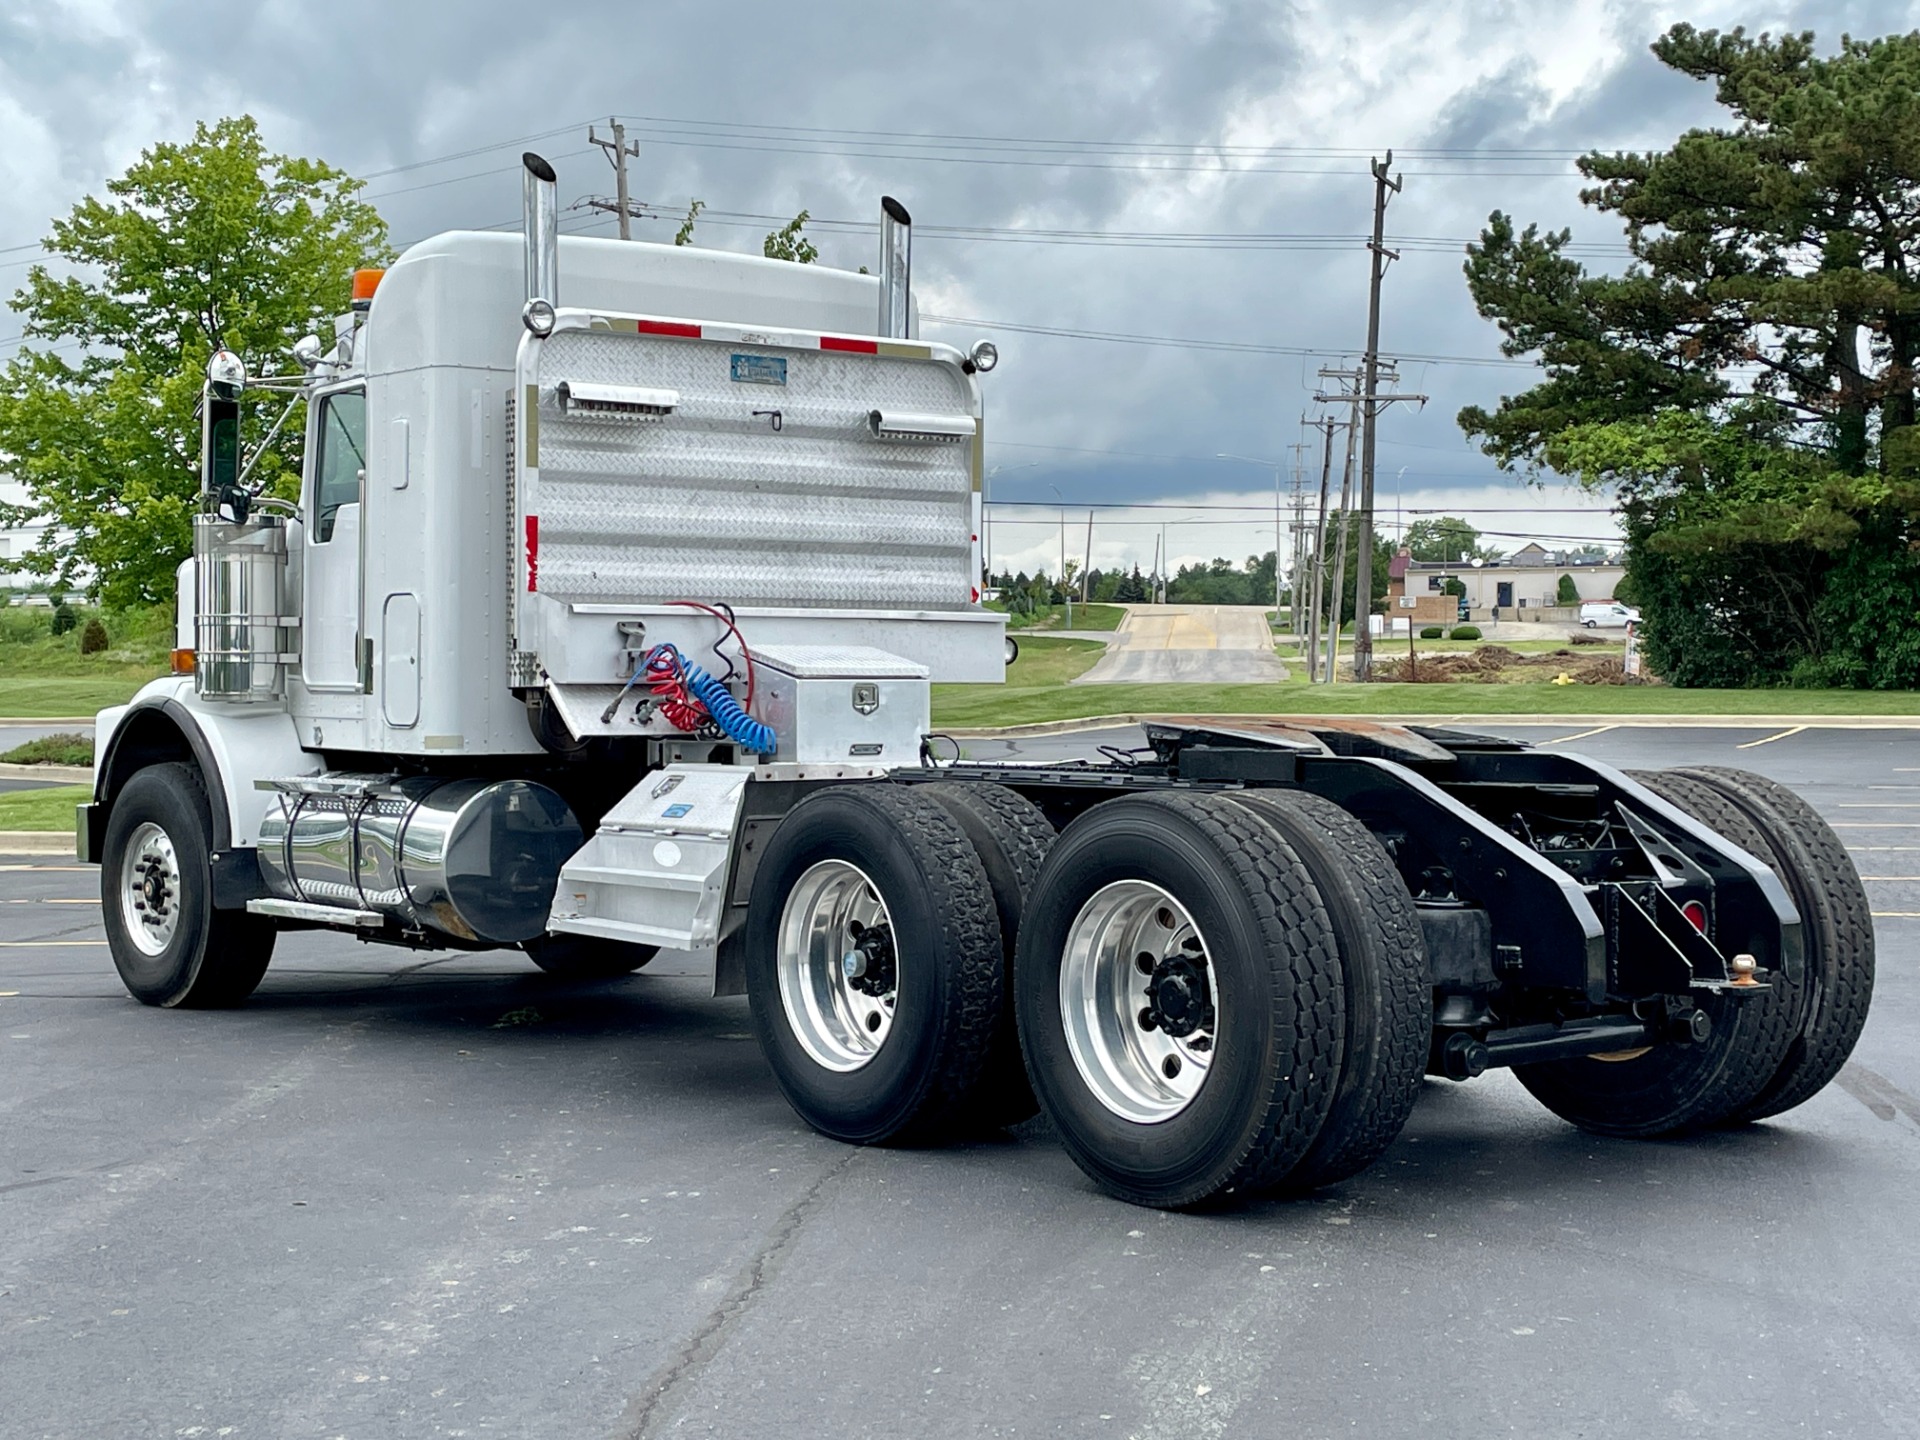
top-left (523, 933), bottom-right (658, 979)
top-left (920, 782), bottom-right (1053, 1128)
top-left (1511, 770), bottom-right (1799, 1137)
top-left (1228, 790), bottom-right (1428, 1190)
top-left (1013, 792), bottom-right (1345, 1208)
top-left (744, 785), bottom-right (1002, 1145)
top-left (101, 762), bottom-right (275, 1008)
top-left (1671, 767), bottom-right (1875, 1122)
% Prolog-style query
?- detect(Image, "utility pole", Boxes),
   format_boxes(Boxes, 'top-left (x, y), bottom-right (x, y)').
top-left (1352, 151), bottom-right (1417, 681)
top-left (1325, 393), bottom-right (1359, 684)
top-left (1286, 434), bottom-right (1312, 637)
top-left (588, 119), bottom-right (642, 239)
top-left (1082, 510), bottom-right (1094, 605)
top-left (1304, 413), bottom-right (1340, 683)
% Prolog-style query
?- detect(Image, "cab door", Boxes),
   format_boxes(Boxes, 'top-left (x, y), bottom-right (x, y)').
top-left (302, 387), bottom-right (366, 690)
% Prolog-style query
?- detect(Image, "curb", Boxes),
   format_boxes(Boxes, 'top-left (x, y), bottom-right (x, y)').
top-left (941, 713), bottom-right (1920, 740)
top-left (0, 763), bottom-right (94, 783)
top-left (0, 831), bottom-right (79, 856)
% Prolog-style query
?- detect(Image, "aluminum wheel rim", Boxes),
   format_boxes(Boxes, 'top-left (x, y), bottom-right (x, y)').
top-left (776, 860), bottom-right (899, 1072)
top-left (1059, 880), bottom-right (1220, 1124)
top-left (120, 821), bottom-right (182, 957)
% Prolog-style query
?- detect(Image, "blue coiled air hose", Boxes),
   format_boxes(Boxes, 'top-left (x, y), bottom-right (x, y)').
top-left (684, 663), bottom-right (777, 754)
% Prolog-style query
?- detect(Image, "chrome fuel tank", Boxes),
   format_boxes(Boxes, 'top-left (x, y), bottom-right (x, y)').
top-left (258, 774), bottom-right (582, 944)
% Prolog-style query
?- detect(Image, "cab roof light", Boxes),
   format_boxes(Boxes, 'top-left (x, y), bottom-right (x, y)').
top-left (350, 269), bottom-right (386, 310)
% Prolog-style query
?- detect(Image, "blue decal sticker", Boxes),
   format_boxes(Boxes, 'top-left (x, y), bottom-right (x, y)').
top-left (730, 354), bottom-right (787, 386)
top-left (661, 803), bottom-right (694, 818)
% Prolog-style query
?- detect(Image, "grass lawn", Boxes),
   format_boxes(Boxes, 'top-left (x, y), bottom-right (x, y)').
top-left (0, 674), bottom-right (158, 718)
top-left (0, 783), bottom-right (90, 832)
top-left (930, 678), bottom-right (1920, 728)
top-left (997, 602), bottom-right (1127, 633)
top-left (1003, 636), bottom-right (1105, 686)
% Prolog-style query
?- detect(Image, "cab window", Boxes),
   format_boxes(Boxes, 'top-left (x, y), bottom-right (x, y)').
top-left (313, 390), bottom-right (366, 543)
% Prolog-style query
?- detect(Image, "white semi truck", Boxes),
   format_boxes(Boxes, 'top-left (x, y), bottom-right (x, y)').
top-left (81, 156), bottom-right (1873, 1208)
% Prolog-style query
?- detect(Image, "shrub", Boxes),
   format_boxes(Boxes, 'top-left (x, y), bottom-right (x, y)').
top-left (1449, 625), bottom-right (1483, 641)
top-left (1556, 573), bottom-right (1581, 606)
top-left (0, 732), bottom-right (94, 766)
top-left (50, 602), bottom-right (77, 636)
top-left (1419, 626), bottom-right (1444, 639)
top-left (78, 617), bottom-right (109, 654)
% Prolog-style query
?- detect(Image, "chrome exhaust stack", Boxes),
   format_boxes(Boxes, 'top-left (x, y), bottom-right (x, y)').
top-left (877, 196), bottom-right (911, 339)
top-left (522, 152), bottom-right (559, 310)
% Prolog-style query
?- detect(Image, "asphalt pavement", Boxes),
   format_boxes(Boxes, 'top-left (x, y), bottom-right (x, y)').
top-left (2, 723), bottom-right (1917, 1438)
top-left (1074, 605), bottom-right (1287, 685)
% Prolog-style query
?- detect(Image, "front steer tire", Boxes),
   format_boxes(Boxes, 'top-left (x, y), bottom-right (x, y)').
top-left (101, 762), bottom-right (275, 1008)
top-left (1014, 792), bottom-right (1346, 1209)
top-left (744, 785), bottom-right (1003, 1146)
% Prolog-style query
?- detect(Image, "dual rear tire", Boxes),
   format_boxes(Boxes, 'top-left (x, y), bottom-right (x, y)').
top-left (1513, 765), bottom-right (1874, 1136)
top-left (745, 782), bottom-right (1428, 1208)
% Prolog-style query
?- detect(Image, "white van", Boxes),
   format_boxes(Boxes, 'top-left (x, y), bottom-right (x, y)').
top-left (1580, 601), bottom-right (1641, 629)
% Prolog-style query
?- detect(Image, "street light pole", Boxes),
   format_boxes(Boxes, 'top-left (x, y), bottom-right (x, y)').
top-left (984, 462), bottom-right (1037, 583)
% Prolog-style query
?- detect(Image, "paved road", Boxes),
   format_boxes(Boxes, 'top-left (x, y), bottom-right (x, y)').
top-left (2, 723), bottom-right (1916, 1437)
top-left (1076, 604), bottom-right (1286, 685)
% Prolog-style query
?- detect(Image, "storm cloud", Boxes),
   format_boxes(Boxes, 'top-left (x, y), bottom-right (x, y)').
top-left (3, 0), bottom-right (1910, 576)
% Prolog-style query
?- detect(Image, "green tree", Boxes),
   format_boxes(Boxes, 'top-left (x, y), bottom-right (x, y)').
top-left (1556, 573), bottom-right (1581, 605)
top-left (763, 211), bottom-right (819, 264)
top-left (1405, 515), bottom-right (1499, 563)
top-left (0, 116), bottom-right (389, 606)
top-left (1304, 517), bottom-right (1391, 626)
top-left (1458, 24), bottom-right (1920, 687)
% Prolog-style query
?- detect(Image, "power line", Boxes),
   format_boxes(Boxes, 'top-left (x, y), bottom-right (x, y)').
top-left (925, 313), bottom-right (1535, 370)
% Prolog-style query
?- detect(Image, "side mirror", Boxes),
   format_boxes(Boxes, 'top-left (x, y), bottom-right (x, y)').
top-left (292, 335), bottom-right (324, 371)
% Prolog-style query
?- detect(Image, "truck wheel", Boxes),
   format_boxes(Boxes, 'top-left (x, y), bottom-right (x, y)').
top-left (1014, 792), bottom-right (1344, 1208)
top-left (1228, 791), bottom-right (1428, 1190)
top-left (101, 762), bottom-right (275, 1008)
top-left (523, 933), bottom-right (658, 979)
top-left (921, 782), bottom-right (1055, 1129)
top-left (745, 785), bottom-right (1002, 1145)
top-left (1511, 770), bottom-right (1799, 1137)
top-left (1672, 767), bottom-right (1875, 1122)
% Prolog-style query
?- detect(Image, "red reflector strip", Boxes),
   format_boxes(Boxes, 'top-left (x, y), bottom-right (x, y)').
top-left (637, 319), bottom-right (702, 338)
top-left (820, 336), bottom-right (878, 354)
top-left (524, 515), bottom-right (539, 591)
top-left (1681, 900), bottom-right (1708, 933)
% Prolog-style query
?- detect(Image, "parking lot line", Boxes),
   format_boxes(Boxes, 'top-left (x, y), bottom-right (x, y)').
top-left (1541, 724), bottom-right (1617, 745)
top-left (0, 940), bottom-right (107, 948)
top-left (1736, 725), bottom-right (1807, 749)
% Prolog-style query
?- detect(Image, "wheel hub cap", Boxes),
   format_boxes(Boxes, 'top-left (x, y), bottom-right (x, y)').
top-left (119, 821), bottom-right (182, 957)
top-left (776, 860), bottom-right (900, 1072)
top-left (1059, 881), bottom-right (1220, 1124)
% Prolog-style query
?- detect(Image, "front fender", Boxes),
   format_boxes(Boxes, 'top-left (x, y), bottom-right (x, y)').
top-left (93, 680), bottom-right (318, 853)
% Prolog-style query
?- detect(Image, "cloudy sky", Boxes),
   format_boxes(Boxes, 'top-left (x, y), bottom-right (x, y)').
top-left (2, 0), bottom-right (1911, 580)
